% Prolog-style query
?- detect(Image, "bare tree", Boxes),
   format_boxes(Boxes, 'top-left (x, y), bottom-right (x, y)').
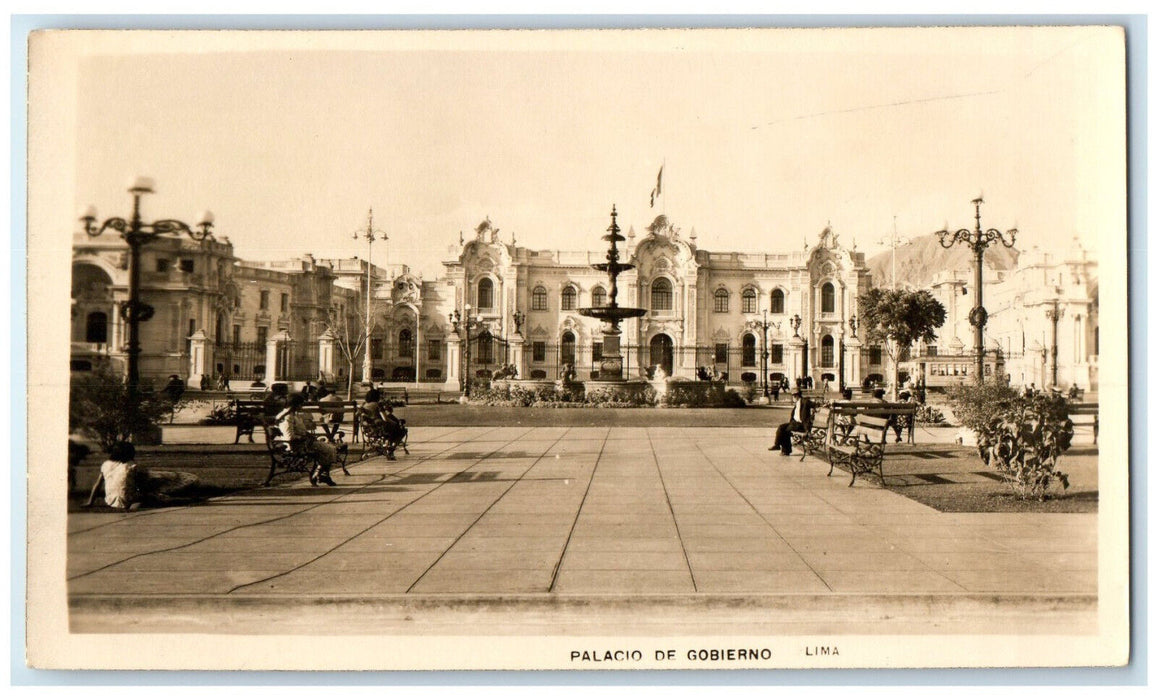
top-left (322, 298), bottom-right (381, 399)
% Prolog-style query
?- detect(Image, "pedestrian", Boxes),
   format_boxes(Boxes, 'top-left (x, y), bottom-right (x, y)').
top-left (770, 388), bottom-right (812, 456)
top-left (85, 441), bottom-right (198, 510)
top-left (771, 381), bottom-right (781, 402)
top-left (275, 394), bottom-right (338, 486)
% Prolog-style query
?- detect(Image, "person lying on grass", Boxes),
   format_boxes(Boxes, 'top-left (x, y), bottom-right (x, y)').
top-left (85, 441), bottom-right (199, 510)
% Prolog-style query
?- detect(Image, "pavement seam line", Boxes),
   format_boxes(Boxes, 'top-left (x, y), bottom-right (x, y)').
top-left (229, 425), bottom-right (545, 595)
top-left (404, 426), bottom-right (578, 594)
top-left (646, 428), bottom-right (698, 593)
top-left (67, 426), bottom-right (503, 582)
top-left (547, 427), bottom-right (611, 593)
top-left (698, 438), bottom-right (836, 592)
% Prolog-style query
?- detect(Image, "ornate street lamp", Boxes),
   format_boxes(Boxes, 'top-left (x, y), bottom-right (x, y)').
top-left (80, 178), bottom-right (214, 432)
top-left (353, 208), bottom-right (387, 383)
top-left (937, 197), bottom-right (1017, 383)
top-left (746, 309), bottom-right (779, 398)
top-left (450, 304), bottom-right (486, 397)
top-left (1045, 292), bottom-right (1064, 389)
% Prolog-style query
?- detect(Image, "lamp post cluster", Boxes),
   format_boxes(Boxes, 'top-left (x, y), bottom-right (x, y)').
top-left (80, 177), bottom-right (214, 427)
top-left (449, 305), bottom-right (487, 397)
top-left (352, 208), bottom-right (387, 383)
top-left (746, 309), bottom-right (779, 398)
top-left (937, 197), bottom-right (1017, 384)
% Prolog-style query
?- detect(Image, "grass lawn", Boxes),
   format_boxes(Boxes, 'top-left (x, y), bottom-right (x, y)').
top-left (857, 443), bottom-right (1098, 513)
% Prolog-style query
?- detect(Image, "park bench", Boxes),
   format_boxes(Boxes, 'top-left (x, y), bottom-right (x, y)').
top-left (792, 406), bottom-right (833, 462)
top-left (1068, 402), bottom-right (1099, 445)
top-left (259, 405), bottom-right (355, 486)
top-left (830, 401), bottom-right (918, 444)
top-left (232, 398), bottom-right (360, 444)
top-left (826, 414), bottom-right (891, 487)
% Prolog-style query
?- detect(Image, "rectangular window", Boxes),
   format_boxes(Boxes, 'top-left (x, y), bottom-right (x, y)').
top-left (533, 341), bottom-right (546, 362)
top-left (714, 343), bottom-right (728, 364)
top-left (280, 293), bottom-right (289, 312)
top-left (371, 338), bottom-right (383, 359)
top-left (592, 343), bottom-right (603, 362)
top-left (155, 258), bottom-right (172, 273)
top-left (714, 292), bottom-right (729, 313)
top-left (532, 288), bottom-right (548, 311)
top-left (428, 340), bottom-right (441, 362)
top-left (926, 346), bottom-right (938, 357)
top-left (178, 258), bottom-right (194, 273)
top-left (869, 346), bottom-right (882, 365)
top-left (232, 325), bottom-right (241, 346)
top-left (259, 290), bottom-right (270, 310)
top-left (256, 326), bottom-right (268, 345)
top-left (771, 344), bottom-right (784, 364)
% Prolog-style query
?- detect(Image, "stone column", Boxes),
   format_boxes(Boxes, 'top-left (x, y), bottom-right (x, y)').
top-left (509, 331), bottom-right (526, 378)
top-left (445, 331), bottom-right (462, 390)
top-left (267, 330), bottom-right (290, 383)
top-left (317, 329), bottom-right (336, 381)
top-left (188, 329), bottom-right (208, 387)
top-left (845, 336), bottom-right (862, 390)
top-left (790, 335), bottom-right (805, 385)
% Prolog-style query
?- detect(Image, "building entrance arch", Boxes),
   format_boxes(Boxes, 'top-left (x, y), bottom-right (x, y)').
top-left (649, 333), bottom-right (674, 377)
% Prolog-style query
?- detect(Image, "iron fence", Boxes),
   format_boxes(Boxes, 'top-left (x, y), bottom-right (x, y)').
top-left (212, 342), bottom-right (266, 381)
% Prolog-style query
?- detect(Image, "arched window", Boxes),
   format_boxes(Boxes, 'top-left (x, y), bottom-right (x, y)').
top-left (821, 335), bottom-right (835, 367)
top-left (742, 288), bottom-right (757, 314)
top-left (560, 331), bottom-right (576, 367)
top-left (85, 312), bottom-right (108, 343)
top-left (651, 278), bottom-right (673, 311)
top-left (532, 285), bottom-right (548, 311)
top-left (770, 289), bottom-right (786, 314)
top-left (561, 285), bottom-right (577, 311)
top-left (821, 282), bottom-right (836, 313)
top-left (399, 328), bottom-right (413, 357)
top-left (742, 333), bottom-right (757, 366)
top-left (713, 288), bottom-right (730, 313)
top-left (477, 277), bottom-right (494, 310)
top-left (591, 286), bottom-right (607, 308)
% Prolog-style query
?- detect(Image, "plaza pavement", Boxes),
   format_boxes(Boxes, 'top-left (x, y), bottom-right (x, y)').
top-left (67, 425), bottom-right (1097, 635)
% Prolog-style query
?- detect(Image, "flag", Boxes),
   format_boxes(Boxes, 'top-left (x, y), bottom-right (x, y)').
top-left (649, 166), bottom-right (663, 208)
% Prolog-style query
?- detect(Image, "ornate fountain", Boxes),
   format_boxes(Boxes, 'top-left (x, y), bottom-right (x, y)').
top-left (577, 205), bottom-right (649, 397)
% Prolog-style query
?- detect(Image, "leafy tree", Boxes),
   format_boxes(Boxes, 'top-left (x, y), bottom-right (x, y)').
top-left (69, 367), bottom-right (175, 451)
top-left (857, 288), bottom-right (947, 397)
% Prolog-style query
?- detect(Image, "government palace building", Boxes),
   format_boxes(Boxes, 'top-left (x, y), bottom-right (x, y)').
top-left (71, 210), bottom-right (1096, 393)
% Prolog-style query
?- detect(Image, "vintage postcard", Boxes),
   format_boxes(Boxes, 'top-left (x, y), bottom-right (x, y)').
top-left (25, 26), bottom-right (1129, 671)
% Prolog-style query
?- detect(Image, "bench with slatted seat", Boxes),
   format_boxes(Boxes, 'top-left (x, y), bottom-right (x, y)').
top-left (795, 406), bottom-right (832, 462)
top-left (826, 414), bottom-right (890, 486)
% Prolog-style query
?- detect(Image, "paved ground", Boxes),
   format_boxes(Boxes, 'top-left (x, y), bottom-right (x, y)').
top-left (67, 424), bottom-right (1097, 636)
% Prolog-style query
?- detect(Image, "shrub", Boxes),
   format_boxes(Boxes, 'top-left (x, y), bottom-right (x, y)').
top-left (69, 368), bottom-right (175, 451)
top-left (945, 379), bottom-right (1021, 432)
top-left (199, 403), bottom-right (238, 426)
top-left (914, 404), bottom-right (946, 425)
top-left (720, 389), bottom-right (747, 408)
top-left (976, 391), bottom-right (1074, 501)
top-left (742, 382), bottom-right (758, 403)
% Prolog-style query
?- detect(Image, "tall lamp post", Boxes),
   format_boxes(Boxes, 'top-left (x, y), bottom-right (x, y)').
top-left (843, 314), bottom-right (859, 393)
top-left (449, 305), bottom-right (485, 397)
top-left (746, 309), bottom-right (779, 398)
top-left (352, 208), bottom-right (387, 383)
top-left (937, 197), bottom-right (1017, 384)
top-left (81, 178), bottom-right (214, 428)
top-left (1045, 293), bottom-right (1064, 389)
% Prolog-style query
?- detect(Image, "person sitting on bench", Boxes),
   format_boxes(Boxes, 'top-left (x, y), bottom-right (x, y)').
top-left (771, 388), bottom-right (812, 456)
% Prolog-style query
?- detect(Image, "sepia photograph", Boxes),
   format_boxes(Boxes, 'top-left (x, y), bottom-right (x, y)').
top-left (25, 24), bottom-right (1130, 671)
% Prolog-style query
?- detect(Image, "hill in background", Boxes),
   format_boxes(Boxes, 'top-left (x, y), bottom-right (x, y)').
top-left (865, 233), bottom-right (1019, 289)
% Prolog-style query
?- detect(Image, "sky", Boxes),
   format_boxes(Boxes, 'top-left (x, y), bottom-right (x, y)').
top-left (67, 27), bottom-right (1122, 279)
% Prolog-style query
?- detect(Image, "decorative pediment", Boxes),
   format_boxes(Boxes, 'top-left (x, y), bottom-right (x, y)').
top-left (530, 324), bottom-right (549, 339)
top-left (712, 327), bottom-right (731, 342)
